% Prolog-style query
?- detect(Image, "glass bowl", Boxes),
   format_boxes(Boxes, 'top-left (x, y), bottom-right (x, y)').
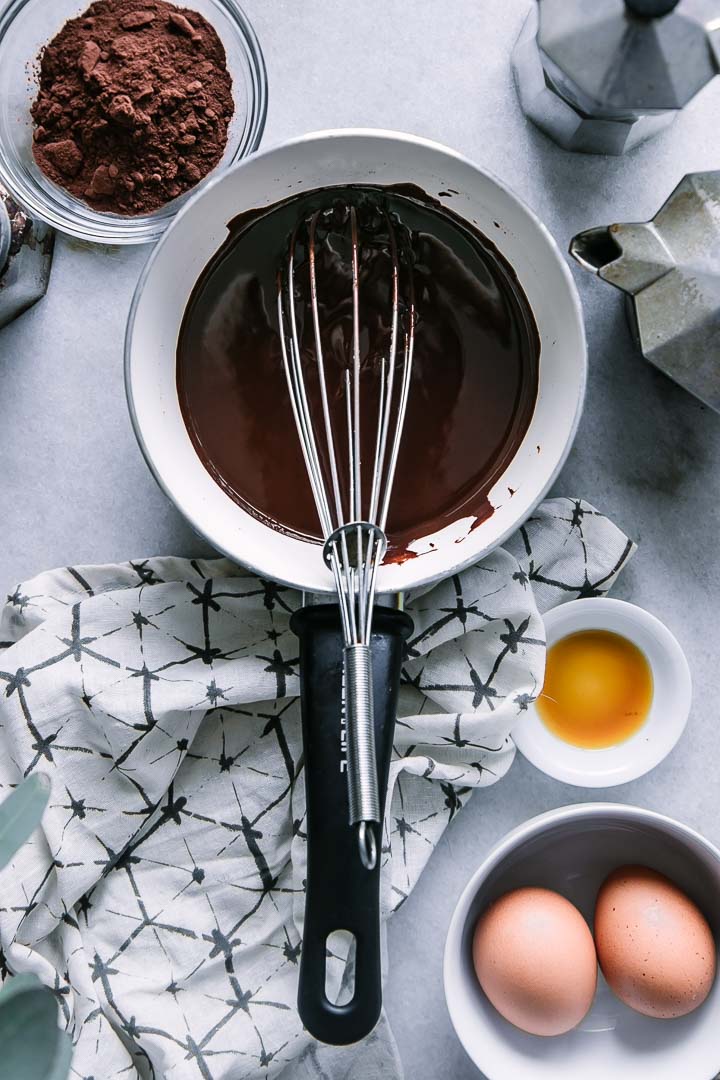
top-left (0, 0), bottom-right (267, 244)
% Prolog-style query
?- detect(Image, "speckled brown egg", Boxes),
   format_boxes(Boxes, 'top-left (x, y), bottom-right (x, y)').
top-left (472, 886), bottom-right (597, 1036)
top-left (594, 865), bottom-right (716, 1019)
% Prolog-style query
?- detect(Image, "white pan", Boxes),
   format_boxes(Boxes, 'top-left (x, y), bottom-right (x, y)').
top-left (126, 129), bottom-right (585, 593)
top-left (125, 128), bottom-right (586, 1046)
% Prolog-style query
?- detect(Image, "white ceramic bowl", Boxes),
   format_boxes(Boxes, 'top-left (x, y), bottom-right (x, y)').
top-left (513, 598), bottom-right (691, 787)
top-left (126, 128), bottom-right (586, 593)
top-left (444, 803), bottom-right (720, 1080)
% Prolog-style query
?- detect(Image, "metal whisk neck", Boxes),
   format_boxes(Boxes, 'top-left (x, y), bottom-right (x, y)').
top-left (322, 520), bottom-right (387, 647)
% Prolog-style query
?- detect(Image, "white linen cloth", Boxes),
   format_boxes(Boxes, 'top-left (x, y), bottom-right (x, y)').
top-left (0, 498), bottom-right (634, 1079)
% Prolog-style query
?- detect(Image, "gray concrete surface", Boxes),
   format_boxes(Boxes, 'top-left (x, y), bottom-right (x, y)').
top-left (1, 2), bottom-right (720, 1077)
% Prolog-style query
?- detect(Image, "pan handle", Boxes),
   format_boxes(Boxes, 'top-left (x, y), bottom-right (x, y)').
top-left (290, 603), bottom-right (413, 1046)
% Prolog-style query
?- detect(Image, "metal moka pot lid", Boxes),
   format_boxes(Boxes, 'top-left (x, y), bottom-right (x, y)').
top-left (512, 0), bottom-right (720, 154)
top-left (539, 0), bottom-right (718, 116)
top-left (570, 170), bottom-right (720, 411)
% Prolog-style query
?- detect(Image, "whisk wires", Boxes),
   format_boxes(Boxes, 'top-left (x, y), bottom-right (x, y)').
top-left (277, 201), bottom-right (414, 643)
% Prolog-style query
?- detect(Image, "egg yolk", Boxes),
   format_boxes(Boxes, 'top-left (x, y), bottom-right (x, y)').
top-left (537, 629), bottom-right (653, 749)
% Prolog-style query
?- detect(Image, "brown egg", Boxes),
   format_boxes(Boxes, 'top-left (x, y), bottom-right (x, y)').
top-left (594, 865), bottom-right (716, 1019)
top-left (472, 886), bottom-right (597, 1036)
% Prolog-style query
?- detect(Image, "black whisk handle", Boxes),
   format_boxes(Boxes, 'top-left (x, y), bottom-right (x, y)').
top-left (291, 603), bottom-right (412, 1045)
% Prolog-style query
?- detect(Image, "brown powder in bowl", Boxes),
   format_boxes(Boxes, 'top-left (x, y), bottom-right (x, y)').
top-left (31, 0), bottom-right (235, 216)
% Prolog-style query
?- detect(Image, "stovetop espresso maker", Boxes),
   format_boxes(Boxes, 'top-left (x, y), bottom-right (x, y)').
top-left (0, 184), bottom-right (53, 329)
top-left (571, 170), bottom-right (720, 411)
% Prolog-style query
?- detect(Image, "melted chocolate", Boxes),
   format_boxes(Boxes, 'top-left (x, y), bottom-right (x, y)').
top-left (177, 185), bottom-right (540, 554)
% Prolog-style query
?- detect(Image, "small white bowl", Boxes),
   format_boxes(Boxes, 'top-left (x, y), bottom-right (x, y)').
top-left (512, 598), bottom-right (691, 788)
top-left (444, 803), bottom-right (720, 1080)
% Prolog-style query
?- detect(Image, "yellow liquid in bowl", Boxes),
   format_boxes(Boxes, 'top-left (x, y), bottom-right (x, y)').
top-left (537, 629), bottom-right (653, 749)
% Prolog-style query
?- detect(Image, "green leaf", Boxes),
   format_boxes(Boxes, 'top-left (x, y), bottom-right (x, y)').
top-left (0, 972), bottom-right (45, 1005)
top-left (0, 781), bottom-right (71, 1080)
top-left (45, 1030), bottom-right (73, 1080)
top-left (0, 980), bottom-right (71, 1080)
top-left (0, 774), bottom-right (51, 871)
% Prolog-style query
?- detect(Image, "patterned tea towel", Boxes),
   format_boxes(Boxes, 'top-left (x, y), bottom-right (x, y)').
top-left (0, 498), bottom-right (634, 1080)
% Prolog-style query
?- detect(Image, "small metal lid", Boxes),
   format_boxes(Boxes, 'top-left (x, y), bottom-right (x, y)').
top-left (538, 0), bottom-right (718, 115)
top-left (0, 184), bottom-right (54, 329)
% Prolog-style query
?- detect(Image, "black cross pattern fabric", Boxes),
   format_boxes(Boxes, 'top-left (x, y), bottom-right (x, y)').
top-left (0, 498), bottom-right (634, 1079)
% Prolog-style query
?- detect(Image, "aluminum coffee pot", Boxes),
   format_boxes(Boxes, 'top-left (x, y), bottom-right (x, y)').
top-left (513, 0), bottom-right (720, 154)
top-left (0, 184), bottom-right (54, 329)
top-left (570, 170), bottom-right (720, 410)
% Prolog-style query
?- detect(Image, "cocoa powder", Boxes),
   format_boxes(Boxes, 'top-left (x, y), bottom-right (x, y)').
top-left (31, 0), bottom-right (235, 215)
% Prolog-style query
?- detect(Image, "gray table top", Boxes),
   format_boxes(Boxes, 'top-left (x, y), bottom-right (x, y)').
top-left (2, 1), bottom-right (720, 1077)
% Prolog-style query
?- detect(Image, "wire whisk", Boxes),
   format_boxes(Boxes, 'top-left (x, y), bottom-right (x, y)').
top-left (278, 199), bottom-right (415, 869)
